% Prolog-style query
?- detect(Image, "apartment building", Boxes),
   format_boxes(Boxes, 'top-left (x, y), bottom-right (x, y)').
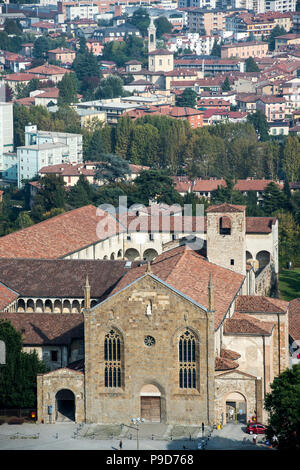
top-left (265, 0), bottom-right (296, 12)
top-left (187, 9), bottom-right (225, 35)
top-left (0, 102), bottom-right (14, 172)
top-left (256, 96), bottom-right (286, 122)
top-left (221, 41), bottom-right (269, 59)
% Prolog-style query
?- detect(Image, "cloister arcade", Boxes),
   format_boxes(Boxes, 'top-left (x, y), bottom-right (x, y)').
top-left (16, 298), bottom-right (99, 313)
top-left (246, 250), bottom-right (271, 271)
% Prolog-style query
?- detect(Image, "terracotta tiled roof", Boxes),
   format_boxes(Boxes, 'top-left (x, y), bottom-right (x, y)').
top-left (193, 179), bottom-right (226, 191)
top-left (148, 48), bottom-right (173, 55)
top-left (236, 295), bottom-right (288, 314)
top-left (0, 283), bottom-right (19, 311)
top-left (0, 312), bottom-right (83, 345)
top-left (0, 259), bottom-right (140, 299)
top-left (288, 298), bottom-right (300, 341)
top-left (215, 356), bottom-right (239, 371)
top-left (0, 205), bottom-right (124, 259)
top-left (108, 245), bottom-right (245, 329)
top-left (225, 312), bottom-right (275, 335)
top-left (206, 203), bottom-right (246, 213)
top-left (235, 179), bottom-right (283, 191)
top-left (220, 348), bottom-right (241, 360)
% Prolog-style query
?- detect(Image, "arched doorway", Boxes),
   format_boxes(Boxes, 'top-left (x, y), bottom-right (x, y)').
top-left (140, 384), bottom-right (161, 422)
top-left (55, 389), bottom-right (75, 422)
top-left (225, 392), bottom-right (247, 424)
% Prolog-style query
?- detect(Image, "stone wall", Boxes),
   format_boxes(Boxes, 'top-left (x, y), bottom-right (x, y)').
top-left (84, 274), bottom-right (215, 425)
top-left (215, 371), bottom-right (260, 425)
top-left (37, 368), bottom-right (85, 423)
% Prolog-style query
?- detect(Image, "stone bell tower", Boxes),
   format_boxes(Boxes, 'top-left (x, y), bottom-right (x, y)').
top-left (148, 17), bottom-right (156, 54)
top-left (206, 203), bottom-right (246, 276)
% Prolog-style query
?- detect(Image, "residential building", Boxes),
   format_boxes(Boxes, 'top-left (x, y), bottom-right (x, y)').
top-left (24, 125), bottom-right (83, 163)
top-left (17, 142), bottom-right (70, 187)
top-left (47, 48), bottom-right (76, 65)
top-left (221, 41), bottom-right (269, 59)
top-left (275, 33), bottom-right (300, 51)
top-left (265, 0), bottom-right (296, 12)
top-left (256, 96), bottom-right (286, 122)
top-left (0, 102), bottom-right (14, 172)
top-left (186, 9), bottom-right (225, 35)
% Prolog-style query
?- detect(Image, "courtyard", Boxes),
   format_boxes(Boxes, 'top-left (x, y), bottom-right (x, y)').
top-left (0, 421), bottom-right (273, 451)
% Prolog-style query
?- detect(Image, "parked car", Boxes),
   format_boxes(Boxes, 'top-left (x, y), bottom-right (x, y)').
top-left (247, 423), bottom-right (267, 434)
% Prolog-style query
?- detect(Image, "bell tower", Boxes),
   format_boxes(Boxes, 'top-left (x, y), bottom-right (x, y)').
top-left (206, 203), bottom-right (246, 276)
top-left (148, 17), bottom-right (156, 54)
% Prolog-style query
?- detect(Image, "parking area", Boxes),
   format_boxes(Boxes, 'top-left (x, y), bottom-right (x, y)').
top-left (0, 422), bottom-right (273, 451)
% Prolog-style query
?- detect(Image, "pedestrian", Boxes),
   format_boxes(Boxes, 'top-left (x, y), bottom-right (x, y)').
top-left (253, 433), bottom-right (257, 445)
top-left (119, 440), bottom-right (123, 450)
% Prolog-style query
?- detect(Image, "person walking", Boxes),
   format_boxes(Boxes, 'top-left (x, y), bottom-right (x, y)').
top-left (253, 433), bottom-right (257, 445)
top-left (119, 440), bottom-right (123, 450)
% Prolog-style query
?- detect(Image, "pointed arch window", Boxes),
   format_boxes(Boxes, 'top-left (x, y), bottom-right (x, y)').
top-left (178, 330), bottom-right (197, 389)
top-left (104, 330), bottom-right (122, 388)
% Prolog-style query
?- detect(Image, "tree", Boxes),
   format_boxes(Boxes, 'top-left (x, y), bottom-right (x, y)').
top-left (95, 154), bottom-right (132, 184)
top-left (221, 77), bottom-right (231, 92)
top-left (283, 135), bottom-right (300, 182)
top-left (154, 16), bottom-right (172, 38)
top-left (247, 110), bottom-right (269, 141)
top-left (95, 75), bottom-right (127, 100)
top-left (175, 88), bottom-right (197, 108)
top-left (72, 50), bottom-right (101, 99)
top-left (268, 25), bottom-right (286, 51)
top-left (0, 319), bottom-right (47, 408)
top-left (33, 36), bottom-right (49, 60)
top-left (245, 56), bottom-right (260, 72)
top-left (210, 39), bottom-right (221, 57)
top-left (261, 182), bottom-right (287, 215)
top-left (264, 364), bottom-right (300, 450)
top-left (132, 169), bottom-right (183, 205)
top-left (14, 211), bottom-right (34, 229)
top-left (33, 174), bottom-right (66, 214)
top-left (67, 175), bottom-right (96, 208)
top-left (275, 211), bottom-right (300, 267)
top-left (57, 72), bottom-right (78, 105)
top-left (128, 8), bottom-right (150, 36)
top-left (4, 19), bottom-right (22, 35)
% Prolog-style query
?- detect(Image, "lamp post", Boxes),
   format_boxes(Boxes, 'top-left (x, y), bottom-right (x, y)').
top-left (131, 417), bottom-right (144, 450)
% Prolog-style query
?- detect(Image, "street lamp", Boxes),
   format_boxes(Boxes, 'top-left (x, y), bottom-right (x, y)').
top-left (131, 417), bottom-right (144, 450)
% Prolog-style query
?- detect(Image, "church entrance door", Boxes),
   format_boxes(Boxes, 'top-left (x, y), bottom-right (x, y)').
top-left (140, 384), bottom-right (161, 422)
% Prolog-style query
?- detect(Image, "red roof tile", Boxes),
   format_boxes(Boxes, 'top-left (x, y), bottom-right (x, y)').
top-left (225, 312), bottom-right (275, 335)
top-left (0, 283), bottom-right (19, 311)
top-left (0, 205), bottom-right (124, 259)
top-left (109, 245), bottom-right (245, 329)
top-left (236, 295), bottom-right (288, 314)
top-left (288, 298), bottom-right (300, 341)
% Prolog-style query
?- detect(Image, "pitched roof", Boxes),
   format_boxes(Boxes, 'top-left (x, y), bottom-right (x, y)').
top-left (0, 258), bottom-right (140, 299)
top-left (288, 298), bottom-right (300, 341)
top-left (0, 312), bottom-right (83, 345)
top-left (0, 283), bottom-right (19, 311)
top-left (224, 312), bottom-right (275, 335)
top-left (108, 245), bottom-right (245, 329)
top-left (236, 295), bottom-right (288, 314)
top-left (206, 203), bottom-right (246, 213)
top-left (0, 205), bottom-right (124, 259)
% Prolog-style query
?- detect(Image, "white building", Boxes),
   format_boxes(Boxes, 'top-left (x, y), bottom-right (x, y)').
top-left (14, 125), bottom-right (83, 187)
top-left (25, 125), bottom-right (83, 164)
top-left (265, 0), bottom-right (296, 12)
top-left (178, 0), bottom-right (216, 7)
top-left (65, 3), bottom-right (99, 21)
top-left (0, 102), bottom-right (14, 172)
top-left (17, 142), bottom-right (69, 187)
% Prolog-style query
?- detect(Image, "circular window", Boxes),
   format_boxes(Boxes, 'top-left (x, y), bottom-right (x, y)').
top-left (144, 336), bottom-right (155, 347)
